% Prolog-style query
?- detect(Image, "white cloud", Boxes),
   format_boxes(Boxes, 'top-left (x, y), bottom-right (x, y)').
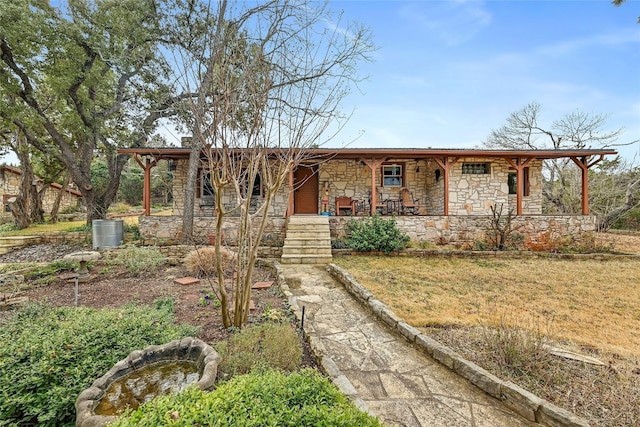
top-left (535, 29), bottom-right (640, 57)
top-left (398, 0), bottom-right (491, 46)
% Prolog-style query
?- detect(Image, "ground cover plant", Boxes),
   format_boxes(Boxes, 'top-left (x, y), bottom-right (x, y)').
top-left (335, 254), bottom-right (640, 427)
top-left (0, 243), bottom-right (321, 426)
top-left (214, 322), bottom-right (303, 380)
top-left (0, 301), bottom-right (197, 427)
top-left (110, 369), bottom-right (383, 427)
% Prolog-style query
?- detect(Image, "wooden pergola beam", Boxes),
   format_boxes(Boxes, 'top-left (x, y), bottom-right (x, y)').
top-left (570, 154), bottom-right (605, 215)
top-left (504, 157), bottom-right (533, 215)
top-left (133, 154), bottom-right (159, 216)
top-left (432, 157), bottom-right (459, 215)
top-left (361, 158), bottom-right (385, 215)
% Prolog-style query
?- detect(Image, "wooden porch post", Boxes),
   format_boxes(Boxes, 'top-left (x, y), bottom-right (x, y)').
top-left (362, 158), bottom-right (384, 215)
top-left (133, 154), bottom-right (158, 216)
top-left (505, 157), bottom-right (533, 215)
top-left (570, 154), bottom-right (605, 215)
top-left (287, 168), bottom-right (294, 217)
top-left (433, 157), bottom-right (459, 216)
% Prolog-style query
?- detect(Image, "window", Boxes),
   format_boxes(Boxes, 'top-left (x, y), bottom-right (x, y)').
top-left (508, 168), bottom-right (530, 196)
top-left (197, 169), bottom-right (215, 206)
top-left (3, 195), bottom-right (13, 213)
top-left (382, 163), bottom-right (404, 187)
top-left (202, 171), bottom-right (214, 198)
top-left (462, 163), bottom-right (490, 174)
top-left (243, 173), bottom-right (262, 198)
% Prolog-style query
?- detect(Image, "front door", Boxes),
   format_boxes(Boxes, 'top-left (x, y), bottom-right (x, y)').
top-left (293, 165), bottom-right (318, 214)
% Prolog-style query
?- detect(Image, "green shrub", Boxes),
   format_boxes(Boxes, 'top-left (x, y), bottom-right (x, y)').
top-left (0, 222), bottom-right (18, 233)
top-left (0, 301), bottom-right (197, 427)
top-left (123, 223), bottom-right (140, 240)
top-left (331, 237), bottom-right (349, 249)
top-left (106, 246), bottom-right (166, 274)
top-left (110, 369), bottom-right (383, 427)
top-left (214, 322), bottom-right (302, 380)
top-left (346, 215), bottom-right (410, 254)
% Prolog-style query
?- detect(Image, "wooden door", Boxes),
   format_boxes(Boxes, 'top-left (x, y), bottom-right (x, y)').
top-left (293, 165), bottom-right (318, 214)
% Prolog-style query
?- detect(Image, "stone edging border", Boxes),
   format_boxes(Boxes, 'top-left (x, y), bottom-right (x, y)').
top-left (325, 263), bottom-right (590, 427)
top-left (267, 260), bottom-right (373, 416)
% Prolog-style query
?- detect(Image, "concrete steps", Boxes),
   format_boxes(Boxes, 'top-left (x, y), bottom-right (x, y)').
top-left (280, 215), bottom-right (332, 264)
top-left (0, 236), bottom-right (42, 255)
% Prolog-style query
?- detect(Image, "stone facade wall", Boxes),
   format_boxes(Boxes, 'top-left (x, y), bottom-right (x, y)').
top-left (171, 157), bottom-right (544, 217)
top-left (172, 159), bottom-right (290, 217)
top-left (1, 167), bottom-right (82, 219)
top-left (447, 158), bottom-right (543, 216)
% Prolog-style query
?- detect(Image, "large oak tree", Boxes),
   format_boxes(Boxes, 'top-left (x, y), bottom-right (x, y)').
top-left (0, 1), bottom-right (183, 222)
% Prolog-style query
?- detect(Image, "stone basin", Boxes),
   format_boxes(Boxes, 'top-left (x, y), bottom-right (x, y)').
top-left (75, 337), bottom-right (220, 427)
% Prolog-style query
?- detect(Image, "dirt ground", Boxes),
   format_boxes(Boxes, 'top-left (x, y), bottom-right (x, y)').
top-left (0, 243), bottom-right (287, 344)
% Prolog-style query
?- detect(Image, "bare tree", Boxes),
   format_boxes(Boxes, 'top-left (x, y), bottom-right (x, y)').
top-left (173, 0), bottom-right (373, 327)
top-left (483, 102), bottom-right (639, 219)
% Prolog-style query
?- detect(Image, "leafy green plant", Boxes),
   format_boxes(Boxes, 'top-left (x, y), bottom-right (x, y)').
top-left (66, 223), bottom-right (92, 232)
top-left (346, 215), bottom-right (410, 254)
top-left (106, 246), bottom-right (166, 274)
top-left (214, 322), bottom-right (303, 380)
top-left (123, 223), bottom-right (140, 240)
top-left (110, 369), bottom-right (383, 427)
top-left (0, 301), bottom-right (197, 427)
top-left (331, 237), bottom-right (349, 249)
top-left (0, 223), bottom-right (18, 233)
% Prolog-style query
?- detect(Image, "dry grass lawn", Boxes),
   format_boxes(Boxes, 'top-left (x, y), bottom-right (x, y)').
top-left (335, 252), bottom-right (640, 359)
top-left (335, 235), bottom-right (640, 426)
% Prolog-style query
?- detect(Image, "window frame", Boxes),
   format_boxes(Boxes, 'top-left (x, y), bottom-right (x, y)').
top-left (461, 163), bottom-right (490, 175)
top-left (197, 168), bottom-right (215, 205)
top-left (381, 162), bottom-right (405, 188)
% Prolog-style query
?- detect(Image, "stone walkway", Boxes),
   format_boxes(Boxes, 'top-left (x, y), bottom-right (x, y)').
top-left (281, 264), bottom-right (535, 427)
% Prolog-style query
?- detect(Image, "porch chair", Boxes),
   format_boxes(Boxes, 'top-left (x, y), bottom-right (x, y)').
top-left (401, 188), bottom-right (420, 215)
top-left (335, 196), bottom-right (355, 216)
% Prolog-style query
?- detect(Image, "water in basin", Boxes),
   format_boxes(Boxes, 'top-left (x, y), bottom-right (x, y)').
top-left (94, 360), bottom-right (200, 416)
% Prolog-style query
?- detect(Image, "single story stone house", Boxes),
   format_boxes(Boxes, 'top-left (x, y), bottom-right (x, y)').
top-left (119, 147), bottom-right (616, 251)
top-left (0, 164), bottom-right (82, 221)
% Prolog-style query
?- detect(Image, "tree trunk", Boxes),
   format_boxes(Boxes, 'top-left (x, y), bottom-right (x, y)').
top-left (49, 174), bottom-right (71, 223)
top-left (182, 141), bottom-right (203, 243)
top-left (31, 184), bottom-right (46, 223)
top-left (10, 133), bottom-right (36, 228)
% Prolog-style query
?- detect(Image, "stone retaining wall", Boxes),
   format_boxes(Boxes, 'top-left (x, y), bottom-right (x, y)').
top-left (327, 263), bottom-right (590, 427)
top-left (138, 216), bottom-right (286, 247)
top-left (330, 215), bottom-right (597, 249)
top-left (156, 244), bottom-right (281, 262)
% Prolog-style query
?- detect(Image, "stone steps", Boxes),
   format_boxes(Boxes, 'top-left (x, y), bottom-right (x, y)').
top-left (281, 215), bottom-right (332, 264)
top-left (0, 236), bottom-right (42, 256)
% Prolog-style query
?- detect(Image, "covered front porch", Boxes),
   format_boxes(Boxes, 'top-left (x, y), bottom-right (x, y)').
top-left (120, 147), bottom-right (616, 221)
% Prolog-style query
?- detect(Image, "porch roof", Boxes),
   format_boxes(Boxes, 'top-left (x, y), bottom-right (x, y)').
top-left (118, 147), bottom-right (617, 160)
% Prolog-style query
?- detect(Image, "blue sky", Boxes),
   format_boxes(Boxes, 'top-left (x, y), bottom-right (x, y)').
top-left (319, 0), bottom-right (640, 159)
top-left (2, 0), bottom-right (639, 164)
